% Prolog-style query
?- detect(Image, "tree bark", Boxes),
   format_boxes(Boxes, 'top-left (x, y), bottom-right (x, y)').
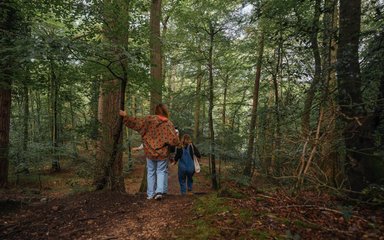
top-left (222, 74), bottom-right (229, 126)
top-left (208, 23), bottom-right (218, 190)
top-left (0, 0), bottom-right (18, 187)
top-left (270, 40), bottom-right (282, 173)
top-left (23, 74), bottom-right (29, 152)
top-left (150, 0), bottom-right (163, 114)
top-left (244, 31), bottom-right (264, 177)
top-left (193, 66), bottom-right (203, 142)
top-left (301, 0), bottom-right (322, 137)
top-left (0, 82), bottom-right (11, 187)
top-left (95, 79), bottom-right (126, 191)
top-left (320, 0), bottom-right (342, 186)
top-left (94, 0), bottom-right (129, 191)
top-left (337, 0), bottom-right (374, 191)
top-left (50, 60), bottom-right (60, 171)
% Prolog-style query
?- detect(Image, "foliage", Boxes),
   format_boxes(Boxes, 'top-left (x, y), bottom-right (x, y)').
top-left (3, 0), bottom-right (384, 192)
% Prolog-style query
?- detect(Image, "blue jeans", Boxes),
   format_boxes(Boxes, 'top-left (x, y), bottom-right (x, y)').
top-left (178, 168), bottom-right (194, 194)
top-left (146, 159), bottom-right (168, 198)
top-left (164, 161), bottom-right (168, 194)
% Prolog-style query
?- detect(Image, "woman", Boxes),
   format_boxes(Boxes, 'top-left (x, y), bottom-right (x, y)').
top-left (175, 134), bottom-right (201, 195)
top-left (119, 103), bottom-right (179, 200)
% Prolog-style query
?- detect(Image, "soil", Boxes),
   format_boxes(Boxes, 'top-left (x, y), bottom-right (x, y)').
top-left (1, 154), bottom-right (383, 240)
top-left (0, 154), bottom-right (212, 240)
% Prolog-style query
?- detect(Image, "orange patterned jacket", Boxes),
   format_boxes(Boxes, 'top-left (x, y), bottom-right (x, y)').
top-left (123, 115), bottom-right (179, 160)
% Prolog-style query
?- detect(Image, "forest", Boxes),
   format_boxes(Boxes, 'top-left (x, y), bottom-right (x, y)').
top-left (1, 0), bottom-right (384, 239)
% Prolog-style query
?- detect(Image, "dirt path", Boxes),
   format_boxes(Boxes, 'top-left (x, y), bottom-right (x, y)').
top-left (0, 157), bottom-right (212, 240)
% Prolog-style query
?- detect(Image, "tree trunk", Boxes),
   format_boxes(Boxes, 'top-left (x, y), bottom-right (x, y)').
top-left (50, 60), bottom-right (60, 171)
top-left (320, 0), bottom-right (342, 186)
top-left (94, 0), bottom-right (129, 191)
top-left (244, 31), bottom-right (264, 177)
top-left (337, 0), bottom-right (374, 191)
top-left (90, 78), bottom-right (101, 141)
top-left (162, 15), bottom-right (170, 105)
top-left (0, 0), bottom-right (18, 187)
top-left (0, 82), bottom-right (11, 187)
top-left (270, 40), bottom-right (282, 174)
top-left (222, 74), bottom-right (229, 126)
top-left (34, 91), bottom-right (42, 142)
top-left (23, 75), bottom-right (29, 152)
top-left (193, 67), bottom-right (203, 142)
top-left (208, 24), bottom-right (218, 190)
top-left (301, 0), bottom-right (322, 137)
top-left (95, 79), bottom-right (126, 191)
top-left (150, 0), bottom-right (163, 114)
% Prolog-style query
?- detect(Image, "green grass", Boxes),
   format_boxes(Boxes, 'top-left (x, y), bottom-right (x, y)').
top-left (218, 187), bottom-right (246, 199)
top-left (176, 193), bottom-right (231, 239)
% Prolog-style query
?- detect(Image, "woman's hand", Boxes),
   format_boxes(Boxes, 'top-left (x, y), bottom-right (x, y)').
top-left (119, 110), bottom-right (127, 117)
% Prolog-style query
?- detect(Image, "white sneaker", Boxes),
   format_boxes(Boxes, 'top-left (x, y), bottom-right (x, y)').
top-left (154, 194), bottom-right (163, 200)
top-left (147, 196), bottom-right (154, 200)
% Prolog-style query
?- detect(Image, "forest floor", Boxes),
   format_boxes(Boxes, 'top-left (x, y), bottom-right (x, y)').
top-left (0, 154), bottom-right (384, 240)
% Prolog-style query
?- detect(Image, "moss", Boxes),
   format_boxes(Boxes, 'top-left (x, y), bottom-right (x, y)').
top-left (293, 219), bottom-right (320, 230)
top-left (239, 209), bottom-right (253, 224)
top-left (218, 187), bottom-right (246, 199)
top-left (195, 193), bottom-right (231, 215)
top-left (176, 193), bottom-right (231, 239)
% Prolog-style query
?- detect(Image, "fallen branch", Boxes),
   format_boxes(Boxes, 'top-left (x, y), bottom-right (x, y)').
top-left (276, 204), bottom-right (368, 223)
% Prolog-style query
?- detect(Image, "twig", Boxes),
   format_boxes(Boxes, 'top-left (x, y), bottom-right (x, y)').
top-left (253, 194), bottom-right (275, 199)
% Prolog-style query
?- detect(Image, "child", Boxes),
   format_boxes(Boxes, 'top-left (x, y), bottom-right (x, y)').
top-left (174, 134), bottom-right (201, 194)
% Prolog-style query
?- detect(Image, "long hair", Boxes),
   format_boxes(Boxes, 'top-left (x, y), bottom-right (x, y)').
top-left (181, 134), bottom-right (192, 147)
top-left (155, 103), bottom-right (169, 118)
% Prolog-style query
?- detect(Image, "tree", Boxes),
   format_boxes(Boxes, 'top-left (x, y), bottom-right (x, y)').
top-left (0, 0), bottom-right (21, 187)
top-left (94, 0), bottom-right (129, 191)
top-left (150, 0), bottom-right (163, 113)
top-left (336, 0), bottom-right (375, 191)
top-left (244, 30), bottom-right (264, 177)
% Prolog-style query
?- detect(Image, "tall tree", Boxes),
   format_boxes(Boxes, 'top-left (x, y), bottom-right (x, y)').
top-left (320, 0), bottom-right (341, 186)
top-left (336, 0), bottom-right (375, 191)
top-left (193, 66), bottom-right (203, 142)
top-left (207, 21), bottom-right (219, 190)
top-left (301, 0), bottom-right (322, 137)
top-left (49, 60), bottom-right (60, 171)
top-left (0, 0), bottom-right (20, 187)
top-left (150, 0), bottom-right (163, 113)
top-left (244, 30), bottom-right (265, 177)
top-left (94, 0), bottom-right (129, 191)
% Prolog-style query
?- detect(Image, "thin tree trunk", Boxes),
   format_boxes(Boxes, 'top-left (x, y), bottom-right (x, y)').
top-left (69, 99), bottom-right (78, 158)
top-left (244, 31), bottom-right (264, 177)
top-left (231, 89), bottom-right (246, 131)
top-left (222, 74), bottom-right (229, 126)
top-left (208, 23), bottom-right (218, 190)
top-left (270, 40), bottom-right (282, 174)
top-left (193, 67), bottom-right (203, 142)
top-left (23, 75), bottom-right (29, 152)
top-left (50, 60), bottom-right (60, 171)
top-left (162, 15), bottom-right (170, 104)
top-left (35, 91), bottom-right (42, 141)
top-left (301, 0), bottom-right (323, 137)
